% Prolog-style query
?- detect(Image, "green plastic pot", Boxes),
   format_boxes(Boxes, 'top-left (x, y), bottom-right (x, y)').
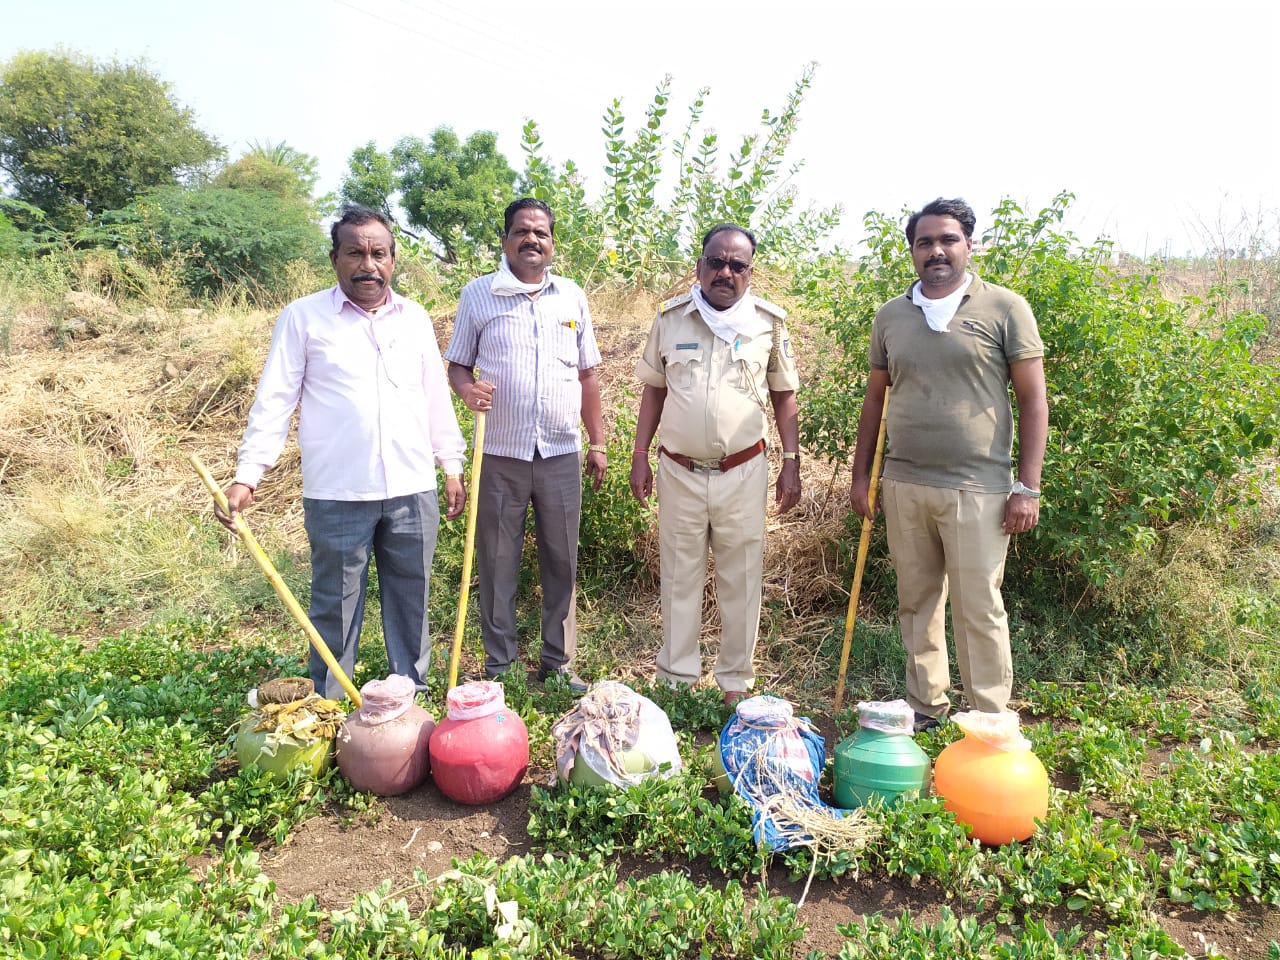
top-left (235, 715), bottom-right (333, 781)
top-left (565, 749), bottom-right (654, 788)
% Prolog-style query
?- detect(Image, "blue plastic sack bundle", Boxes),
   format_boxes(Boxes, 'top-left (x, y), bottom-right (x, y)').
top-left (718, 694), bottom-right (846, 851)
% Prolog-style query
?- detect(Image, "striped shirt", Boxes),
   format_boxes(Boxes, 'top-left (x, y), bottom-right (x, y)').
top-left (444, 271), bottom-right (601, 460)
top-left (235, 285), bottom-right (466, 500)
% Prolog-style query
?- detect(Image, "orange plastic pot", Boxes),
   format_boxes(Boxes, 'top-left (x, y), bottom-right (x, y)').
top-left (933, 732), bottom-right (1048, 845)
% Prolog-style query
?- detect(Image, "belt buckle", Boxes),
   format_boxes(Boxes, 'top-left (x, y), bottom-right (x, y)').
top-left (691, 457), bottom-right (721, 473)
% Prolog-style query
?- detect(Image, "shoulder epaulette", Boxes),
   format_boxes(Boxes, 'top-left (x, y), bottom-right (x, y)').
top-left (659, 292), bottom-right (693, 313)
top-left (754, 297), bottom-right (788, 321)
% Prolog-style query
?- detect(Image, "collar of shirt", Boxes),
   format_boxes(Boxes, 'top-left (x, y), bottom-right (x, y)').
top-left (329, 284), bottom-right (407, 318)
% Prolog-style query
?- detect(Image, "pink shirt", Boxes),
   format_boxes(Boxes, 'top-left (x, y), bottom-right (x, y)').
top-left (235, 286), bottom-right (465, 501)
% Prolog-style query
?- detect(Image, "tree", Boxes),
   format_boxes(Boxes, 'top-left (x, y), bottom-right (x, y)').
top-left (215, 141), bottom-right (321, 206)
top-left (394, 128), bottom-right (517, 263)
top-left (0, 49), bottom-right (223, 231)
top-left (339, 127), bottom-right (517, 262)
top-left (339, 141), bottom-right (396, 219)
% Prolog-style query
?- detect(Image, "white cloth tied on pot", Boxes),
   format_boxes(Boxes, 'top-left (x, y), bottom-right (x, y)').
top-left (552, 681), bottom-right (682, 787)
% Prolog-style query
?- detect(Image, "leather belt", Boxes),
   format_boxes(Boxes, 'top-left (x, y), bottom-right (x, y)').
top-left (659, 439), bottom-right (766, 473)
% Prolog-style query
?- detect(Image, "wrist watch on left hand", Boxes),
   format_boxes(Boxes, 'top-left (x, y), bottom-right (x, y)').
top-left (1010, 480), bottom-right (1041, 499)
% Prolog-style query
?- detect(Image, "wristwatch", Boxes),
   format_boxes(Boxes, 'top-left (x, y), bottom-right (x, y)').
top-left (1010, 480), bottom-right (1041, 499)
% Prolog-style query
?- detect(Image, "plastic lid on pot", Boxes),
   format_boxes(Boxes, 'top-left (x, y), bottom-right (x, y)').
top-left (446, 680), bottom-right (506, 720)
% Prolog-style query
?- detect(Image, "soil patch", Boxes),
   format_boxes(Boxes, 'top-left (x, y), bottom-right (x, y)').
top-left (260, 768), bottom-right (1277, 958)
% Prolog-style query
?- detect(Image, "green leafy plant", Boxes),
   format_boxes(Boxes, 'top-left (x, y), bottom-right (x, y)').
top-left (520, 65), bottom-right (841, 292)
top-left (800, 193), bottom-right (1280, 591)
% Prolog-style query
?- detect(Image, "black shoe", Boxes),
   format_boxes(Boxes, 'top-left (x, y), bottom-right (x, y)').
top-left (913, 711), bottom-right (944, 734)
top-left (538, 666), bottom-right (588, 693)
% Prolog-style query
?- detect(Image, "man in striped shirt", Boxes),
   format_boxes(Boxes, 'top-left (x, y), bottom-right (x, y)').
top-left (445, 198), bottom-right (606, 691)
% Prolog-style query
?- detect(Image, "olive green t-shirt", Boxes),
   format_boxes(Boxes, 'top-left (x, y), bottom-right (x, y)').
top-left (869, 275), bottom-right (1044, 492)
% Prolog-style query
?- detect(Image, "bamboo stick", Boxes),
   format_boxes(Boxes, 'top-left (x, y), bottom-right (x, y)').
top-left (188, 455), bottom-right (362, 707)
top-left (447, 410), bottom-right (485, 690)
top-left (834, 392), bottom-right (889, 713)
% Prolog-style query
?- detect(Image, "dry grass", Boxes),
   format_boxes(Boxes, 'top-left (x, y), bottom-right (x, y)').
top-left (3, 255), bottom-right (1274, 702)
top-left (0, 263), bottom-right (871, 705)
top-left (0, 291), bottom-right (305, 627)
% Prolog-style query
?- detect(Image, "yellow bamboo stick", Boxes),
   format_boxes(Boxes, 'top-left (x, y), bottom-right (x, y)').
top-left (189, 455), bottom-right (362, 707)
top-left (447, 410), bottom-right (486, 690)
top-left (834, 391), bottom-right (889, 713)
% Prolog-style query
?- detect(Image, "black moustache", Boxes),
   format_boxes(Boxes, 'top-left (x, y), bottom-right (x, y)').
top-left (353, 274), bottom-right (384, 283)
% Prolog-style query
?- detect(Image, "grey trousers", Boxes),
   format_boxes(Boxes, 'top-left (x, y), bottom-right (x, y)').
top-left (475, 452), bottom-right (579, 677)
top-left (302, 491), bottom-right (440, 699)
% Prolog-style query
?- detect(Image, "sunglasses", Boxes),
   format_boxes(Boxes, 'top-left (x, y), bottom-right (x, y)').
top-left (702, 256), bottom-right (752, 276)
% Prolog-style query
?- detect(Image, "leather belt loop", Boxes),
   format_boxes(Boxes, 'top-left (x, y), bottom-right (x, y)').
top-left (659, 439), bottom-right (765, 473)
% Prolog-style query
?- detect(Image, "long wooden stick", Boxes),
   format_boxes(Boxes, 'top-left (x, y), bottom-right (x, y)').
top-left (834, 391), bottom-right (889, 713)
top-left (447, 410), bottom-right (485, 690)
top-left (188, 455), bottom-right (362, 707)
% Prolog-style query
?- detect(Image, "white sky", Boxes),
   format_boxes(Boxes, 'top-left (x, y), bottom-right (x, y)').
top-left (3, 0), bottom-right (1277, 256)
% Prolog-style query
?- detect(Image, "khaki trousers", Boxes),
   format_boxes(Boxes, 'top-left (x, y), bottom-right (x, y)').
top-left (881, 478), bottom-right (1013, 716)
top-left (654, 451), bottom-right (768, 692)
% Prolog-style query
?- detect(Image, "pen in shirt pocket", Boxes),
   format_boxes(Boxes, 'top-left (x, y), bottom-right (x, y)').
top-left (561, 319), bottom-right (576, 330)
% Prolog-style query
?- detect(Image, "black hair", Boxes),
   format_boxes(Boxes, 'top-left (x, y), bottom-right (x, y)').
top-left (503, 197), bottom-right (555, 236)
top-left (330, 204), bottom-right (396, 255)
top-left (905, 198), bottom-right (977, 245)
top-left (700, 223), bottom-right (757, 254)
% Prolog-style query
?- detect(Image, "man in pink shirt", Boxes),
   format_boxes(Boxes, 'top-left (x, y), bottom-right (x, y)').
top-left (215, 205), bottom-right (466, 699)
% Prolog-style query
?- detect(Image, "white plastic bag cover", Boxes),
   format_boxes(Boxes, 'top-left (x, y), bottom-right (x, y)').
top-left (357, 674), bottom-right (417, 725)
top-left (856, 698), bottom-right (915, 735)
top-left (952, 710), bottom-right (1032, 752)
top-left (553, 681), bottom-right (682, 787)
top-left (446, 680), bottom-right (505, 721)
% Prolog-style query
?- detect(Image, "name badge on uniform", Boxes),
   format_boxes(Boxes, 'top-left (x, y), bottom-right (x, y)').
top-left (676, 342), bottom-right (699, 350)
top-left (783, 336), bottom-right (793, 358)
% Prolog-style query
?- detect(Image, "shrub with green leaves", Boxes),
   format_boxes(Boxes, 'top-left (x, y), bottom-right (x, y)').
top-left (798, 193), bottom-right (1280, 593)
top-left (103, 184), bottom-right (328, 302)
top-left (520, 65), bottom-right (841, 291)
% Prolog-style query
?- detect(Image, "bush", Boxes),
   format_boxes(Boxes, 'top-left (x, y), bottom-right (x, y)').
top-left (798, 193), bottom-right (1280, 587)
top-left (103, 185), bottom-right (327, 303)
top-left (520, 65), bottom-right (841, 292)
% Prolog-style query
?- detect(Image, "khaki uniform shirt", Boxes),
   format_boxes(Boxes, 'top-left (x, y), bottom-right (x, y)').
top-left (636, 293), bottom-right (800, 460)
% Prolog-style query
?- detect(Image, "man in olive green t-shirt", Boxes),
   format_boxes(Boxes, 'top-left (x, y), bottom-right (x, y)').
top-left (849, 197), bottom-right (1048, 732)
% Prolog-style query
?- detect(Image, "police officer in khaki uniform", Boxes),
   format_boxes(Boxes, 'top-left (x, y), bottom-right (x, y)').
top-left (629, 224), bottom-right (801, 705)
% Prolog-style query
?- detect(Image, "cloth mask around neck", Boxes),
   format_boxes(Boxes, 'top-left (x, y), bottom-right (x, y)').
top-left (691, 283), bottom-right (771, 344)
top-left (491, 252), bottom-right (550, 296)
top-left (911, 273), bottom-right (974, 332)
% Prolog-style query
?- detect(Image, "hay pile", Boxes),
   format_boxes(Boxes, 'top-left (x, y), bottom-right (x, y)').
top-left (1, 272), bottom-right (869, 699)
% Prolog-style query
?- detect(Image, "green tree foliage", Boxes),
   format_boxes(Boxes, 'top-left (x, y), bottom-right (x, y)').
top-left (797, 193), bottom-right (1280, 586)
top-left (0, 49), bottom-right (223, 231)
top-left (520, 64), bottom-right (842, 289)
top-left (339, 141), bottom-right (396, 218)
top-left (105, 185), bottom-right (326, 301)
top-left (0, 208), bottom-right (21, 257)
top-left (339, 128), bottom-right (517, 263)
top-left (394, 128), bottom-right (517, 262)
top-left (214, 140), bottom-right (320, 204)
